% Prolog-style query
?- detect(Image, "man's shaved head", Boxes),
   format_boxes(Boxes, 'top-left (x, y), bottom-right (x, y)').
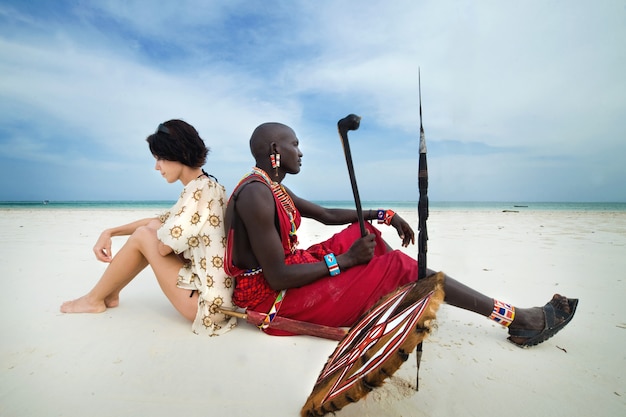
top-left (249, 122), bottom-right (295, 161)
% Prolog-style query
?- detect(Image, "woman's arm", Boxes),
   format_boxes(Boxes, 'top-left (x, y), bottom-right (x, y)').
top-left (106, 218), bottom-right (157, 237)
top-left (157, 241), bottom-right (173, 256)
top-left (156, 179), bottom-right (227, 257)
top-left (94, 217), bottom-right (157, 262)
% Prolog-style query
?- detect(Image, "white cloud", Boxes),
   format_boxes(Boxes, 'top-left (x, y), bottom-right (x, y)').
top-left (0, 0), bottom-right (625, 201)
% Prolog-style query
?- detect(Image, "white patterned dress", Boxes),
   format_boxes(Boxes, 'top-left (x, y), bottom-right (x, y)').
top-left (157, 175), bottom-right (237, 336)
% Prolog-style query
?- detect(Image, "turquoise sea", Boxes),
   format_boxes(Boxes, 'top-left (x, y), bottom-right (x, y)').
top-left (1, 200), bottom-right (625, 212)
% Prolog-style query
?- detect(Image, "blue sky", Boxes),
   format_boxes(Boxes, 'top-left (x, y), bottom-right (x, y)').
top-left (1, 1), bottom-right (624, 202)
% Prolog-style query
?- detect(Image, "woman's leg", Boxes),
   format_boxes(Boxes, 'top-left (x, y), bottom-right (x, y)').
top-left (61, 221), bottom-right (197, 321)
top-left (60, 233), bottom-right (151, 314)
top-left (133, 224), bottom-right (199, 321)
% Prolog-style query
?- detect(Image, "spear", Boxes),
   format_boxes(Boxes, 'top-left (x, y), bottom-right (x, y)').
top-left (418, 68), bottom-right (429, 280)
top-left (415, 67), bottom-right (429, 391)
top-left (218, 308), bottom-right (348, 341)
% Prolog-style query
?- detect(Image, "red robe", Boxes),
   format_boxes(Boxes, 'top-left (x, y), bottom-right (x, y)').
top-left (225, 168), bottom-right (418, 335)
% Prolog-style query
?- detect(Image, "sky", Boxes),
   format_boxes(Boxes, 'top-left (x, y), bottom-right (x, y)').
top-left (1, 0), bottom-right (625, 203)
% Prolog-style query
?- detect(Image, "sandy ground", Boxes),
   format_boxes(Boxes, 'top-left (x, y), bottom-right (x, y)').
top-left (0, 207), bottom-right (624, 417)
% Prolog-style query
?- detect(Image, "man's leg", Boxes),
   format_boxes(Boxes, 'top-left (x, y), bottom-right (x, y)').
top-left (437, 269), bottom-right (576, 346)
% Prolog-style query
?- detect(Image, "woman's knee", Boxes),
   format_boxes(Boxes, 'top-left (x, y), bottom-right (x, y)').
top-left (129, 225), bottom-right (157, 247)
top-left (147, 218), bottom-right (162, 229)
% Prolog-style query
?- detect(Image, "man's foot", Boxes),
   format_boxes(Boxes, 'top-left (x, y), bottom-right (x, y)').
top-left (507, 294), bottom-right (578, 348)
top-left (60, 295), bottom-right (107, 314)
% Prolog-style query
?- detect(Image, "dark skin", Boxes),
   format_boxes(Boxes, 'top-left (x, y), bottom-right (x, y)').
top-left (226, 122), bottom-right (564, 342)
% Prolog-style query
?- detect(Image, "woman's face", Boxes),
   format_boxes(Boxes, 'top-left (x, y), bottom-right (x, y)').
top-left (154, 157), bottom-right (183, 183)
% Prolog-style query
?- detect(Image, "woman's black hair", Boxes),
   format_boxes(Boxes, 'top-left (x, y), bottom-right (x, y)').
top-left (146, 119), bottom-right (209, 167)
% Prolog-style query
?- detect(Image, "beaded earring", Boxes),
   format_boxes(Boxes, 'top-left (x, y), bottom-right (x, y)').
top-left (270, 153), bottom-right (281, 176)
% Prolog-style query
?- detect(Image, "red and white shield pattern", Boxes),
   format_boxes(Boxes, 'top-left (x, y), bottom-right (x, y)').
top-left (316, 285), bottom-right (434, 404)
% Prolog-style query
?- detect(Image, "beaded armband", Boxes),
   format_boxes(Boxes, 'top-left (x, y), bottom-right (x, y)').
top-left (324, 253), bottom-right (340, 277)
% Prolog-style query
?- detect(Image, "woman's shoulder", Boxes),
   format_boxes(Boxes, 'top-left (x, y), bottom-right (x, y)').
top-left (190, 174), bottom-right (225, 192)
top-left (203, 175), bottom-right (224, 188)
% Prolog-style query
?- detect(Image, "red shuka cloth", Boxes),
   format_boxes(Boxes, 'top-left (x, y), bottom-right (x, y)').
top-left (225, 169), bottom-right (419, 336)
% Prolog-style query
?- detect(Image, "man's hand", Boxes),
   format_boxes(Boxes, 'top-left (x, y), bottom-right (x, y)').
top-left (339, 233), bottom-right (376, 269)
top-left (391, 214), bottom-right (415, 247)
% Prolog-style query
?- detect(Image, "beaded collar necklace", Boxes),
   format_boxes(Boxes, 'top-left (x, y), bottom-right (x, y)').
top-left (250, 167), bottom-right (298, 245)
top-left (251, 167), bottom-right (296, 218)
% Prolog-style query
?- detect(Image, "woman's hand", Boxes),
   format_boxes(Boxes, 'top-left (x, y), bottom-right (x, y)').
top-left (93, 230), bottom-right (113, 262)
top-left (158, 241), bottom-right (173, 256)
top-left (391, 214), bottom-right (415, 247)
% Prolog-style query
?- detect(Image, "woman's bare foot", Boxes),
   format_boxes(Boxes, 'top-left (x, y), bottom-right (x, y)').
top-left (104, 294), bottom-right (120, 308)
top-left (60, 295), bottom-right (107, 313)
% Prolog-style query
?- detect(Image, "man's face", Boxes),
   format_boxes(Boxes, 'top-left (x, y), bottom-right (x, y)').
top-left (278, 130), bottom-right (303, 175)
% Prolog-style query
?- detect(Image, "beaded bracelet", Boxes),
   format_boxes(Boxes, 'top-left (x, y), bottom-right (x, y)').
top-left (323, 253), bottom-right (340, 276)
top-left (377, 209), bottom-right (396, 225)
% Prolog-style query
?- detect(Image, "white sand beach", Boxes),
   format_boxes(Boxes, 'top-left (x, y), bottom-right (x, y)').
top-left (1, 207), bottom-right (625, 417)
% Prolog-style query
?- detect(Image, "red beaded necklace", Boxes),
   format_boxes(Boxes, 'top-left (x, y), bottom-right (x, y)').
top-left (250, 167), bottom-right (298, 247)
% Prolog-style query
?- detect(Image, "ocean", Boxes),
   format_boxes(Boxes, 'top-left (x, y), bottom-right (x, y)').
top-left (1, 200), bottom-right (625, 212)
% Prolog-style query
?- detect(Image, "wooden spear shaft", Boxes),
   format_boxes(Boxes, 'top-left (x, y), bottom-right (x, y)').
top-left (218, 308), bottom-right (348, 341)
top-left (416, 67), bottom-right (429, 391)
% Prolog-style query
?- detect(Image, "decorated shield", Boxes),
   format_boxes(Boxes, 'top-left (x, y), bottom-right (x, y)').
top-left (301, 272), bottom-right (445, 417)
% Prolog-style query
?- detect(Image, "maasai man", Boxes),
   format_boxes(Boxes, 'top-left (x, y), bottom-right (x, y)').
top-left (224, 122), bottom-right (577, 347)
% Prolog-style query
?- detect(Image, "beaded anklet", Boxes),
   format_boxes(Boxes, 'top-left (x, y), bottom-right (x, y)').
top-left (489, 299), bottom-right (516, 327)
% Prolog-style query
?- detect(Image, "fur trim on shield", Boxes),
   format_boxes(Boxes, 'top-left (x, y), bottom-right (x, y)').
top-left (301, 272), bottom-right (445, 417)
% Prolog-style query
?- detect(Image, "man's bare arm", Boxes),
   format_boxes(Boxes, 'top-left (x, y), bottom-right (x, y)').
top-left (235, 183), bottom-right (374, 290)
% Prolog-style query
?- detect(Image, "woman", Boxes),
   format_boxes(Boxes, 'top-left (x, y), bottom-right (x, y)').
top-left (61, 119), bottom-right (236, 336)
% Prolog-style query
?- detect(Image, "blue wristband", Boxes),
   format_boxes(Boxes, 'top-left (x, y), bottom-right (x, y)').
top-left (377, 209), bottom-right (385, 224)
top-left (324, 253), bottom-right (340, 277)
